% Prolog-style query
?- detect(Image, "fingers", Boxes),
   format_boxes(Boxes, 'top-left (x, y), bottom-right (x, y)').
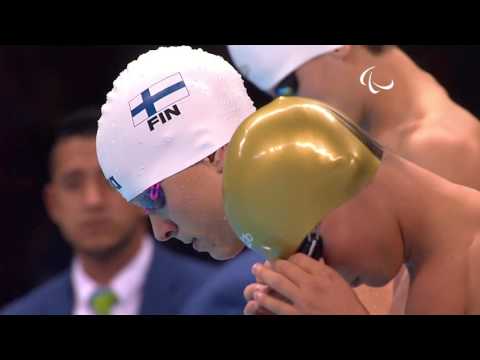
top-left (252, 263), bottom-right (299, 302)
top-left (271, 259), bottom-right (311, 287)
top-left (253, 291), bottom-right (299, 315)
top-left (288, 253), bottom-right (328, 276)
top-left (244, 283), bottom-right (268, 302)
top-left (252, 262), bottom-right (269, 285)
top-left (243, 301), bottom-right (274, 315)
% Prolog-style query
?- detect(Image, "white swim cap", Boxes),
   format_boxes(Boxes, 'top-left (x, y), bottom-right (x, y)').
top-left (227, 45), bottom-right (344, 92)
top-left (97, 46), bottom-right (256, 201)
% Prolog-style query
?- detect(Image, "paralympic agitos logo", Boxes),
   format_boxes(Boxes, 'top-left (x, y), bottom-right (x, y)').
top-left (360, 66), bottom-right (394, 95)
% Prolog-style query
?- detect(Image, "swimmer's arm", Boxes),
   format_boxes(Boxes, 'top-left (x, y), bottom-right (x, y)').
top-left (401, 130), bottom-right (480, 188)
top-left (404, 256), bottom-right (466, 314)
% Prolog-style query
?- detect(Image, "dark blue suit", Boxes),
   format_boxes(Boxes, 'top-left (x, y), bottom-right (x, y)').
top-left (1, 242), bottom-right (264, 315)
top-left (1, 241), bottom-right (213, 315)
top-left (181, 249), bottom-right (264, 315)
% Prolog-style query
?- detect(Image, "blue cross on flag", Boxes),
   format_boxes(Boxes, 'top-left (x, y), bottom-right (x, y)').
top-left (129, 72), bottom-right (189, 127)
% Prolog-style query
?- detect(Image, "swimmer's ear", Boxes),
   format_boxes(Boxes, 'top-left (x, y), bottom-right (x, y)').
top-left (212, 145), bottom-right (227, 174)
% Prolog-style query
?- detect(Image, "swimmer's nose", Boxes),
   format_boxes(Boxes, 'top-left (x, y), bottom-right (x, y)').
top-left (149, 215), bottom-right (178, 241)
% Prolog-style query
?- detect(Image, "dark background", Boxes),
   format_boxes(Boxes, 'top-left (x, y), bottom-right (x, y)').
top-left (0, 45), bottom-right (479, 308)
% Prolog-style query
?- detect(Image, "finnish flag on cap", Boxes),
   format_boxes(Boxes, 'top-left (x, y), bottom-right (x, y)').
top-left (128, 72), bottom-right (190, 127)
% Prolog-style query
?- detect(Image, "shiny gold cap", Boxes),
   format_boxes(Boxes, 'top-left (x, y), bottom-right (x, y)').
top-left (223, 97), bottom-right (382, 259)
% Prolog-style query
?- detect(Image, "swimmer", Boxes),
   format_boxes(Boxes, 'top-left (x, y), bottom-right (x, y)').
top-left (223, 96), bottom-right (480, 315)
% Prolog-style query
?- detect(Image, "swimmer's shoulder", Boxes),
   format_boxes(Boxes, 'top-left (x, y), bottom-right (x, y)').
top-left (409, 71), bottom-right (479, 134)
top-left (419, 82), bottom-right (480, 140)
top-left (394, 109), bottom-right (480, 189)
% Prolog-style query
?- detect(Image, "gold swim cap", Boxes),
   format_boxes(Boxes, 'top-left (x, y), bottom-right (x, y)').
top-left (223, 96), bottom-right (383, 259)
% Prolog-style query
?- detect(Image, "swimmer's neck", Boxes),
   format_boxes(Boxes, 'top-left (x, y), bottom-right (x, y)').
top-left (360, 47), bottom-right (448, 135)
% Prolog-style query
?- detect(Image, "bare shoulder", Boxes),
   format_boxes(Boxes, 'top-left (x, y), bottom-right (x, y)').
top-left (467, 235), bottom-right (480, 314)
top-left (397, 112), bottom-right (480, 188)
top-left (406, 125), bottom-right (479, 162)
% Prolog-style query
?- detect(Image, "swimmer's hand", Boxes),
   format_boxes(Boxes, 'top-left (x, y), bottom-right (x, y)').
top-left (246, 254), bottom-right (369, 315)
top-left (243, 283), bottom-right (275, 315)
top-left (244, 261), bottom-right (284, 315)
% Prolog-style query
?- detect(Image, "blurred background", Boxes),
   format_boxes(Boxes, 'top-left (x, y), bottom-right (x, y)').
top-left (0, 45), bottom-right (479, 308)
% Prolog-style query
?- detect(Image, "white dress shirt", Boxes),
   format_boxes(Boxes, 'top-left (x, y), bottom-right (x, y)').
top-left (71, 235), bottom-right (154, 315)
